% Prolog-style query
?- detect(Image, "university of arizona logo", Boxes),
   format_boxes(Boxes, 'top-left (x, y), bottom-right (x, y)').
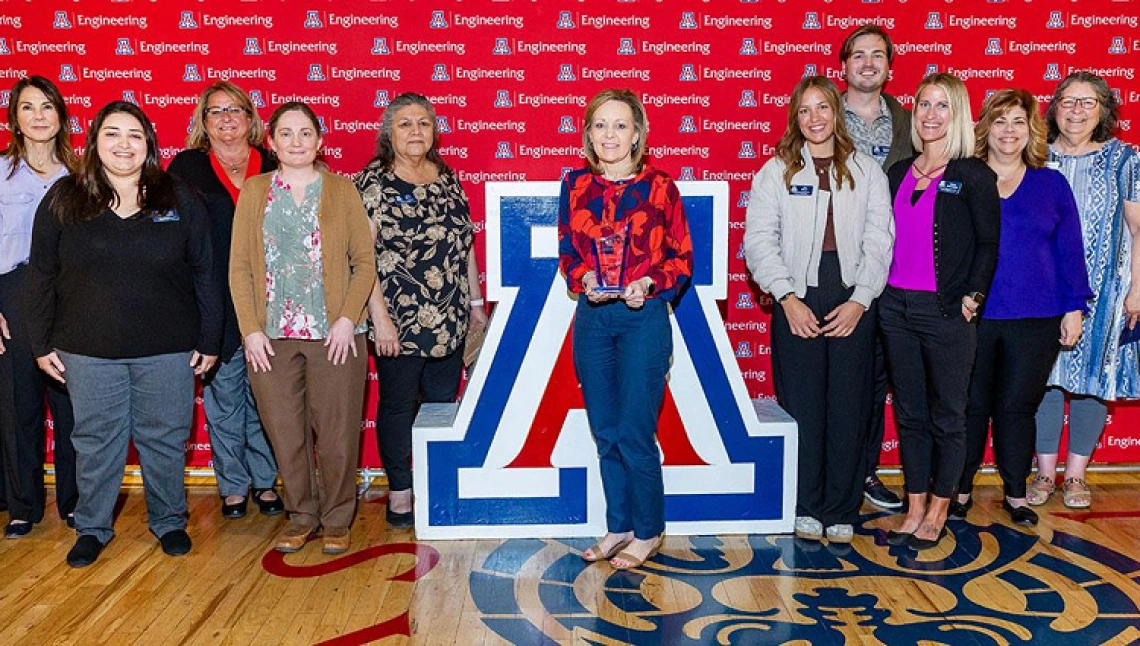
top-left (68, 116), bottom-right (82, 134)
top-left (925, 12), bottom-right (944, 29)
top-left (249, 90), bottom-right (266, 108)
top-left (1044, 63), bottom-right (1061, 81)
top-left (802, 12), bottom-right (821, 29)
top-left (679, 167), bottom-right (696, 181)
top-left (494, 142), bottom-right (514, 159)
top-left (736, 241), bottom-right (747, 260)
top-left (306, 64), bottom-right (325, 82)
top-left (679, 12), bottom-right (698, 29)
top-left (737, 190), bottom-right (751, 208)
top-left (494, 90), bottom-right (513, 108)
top-left (0, 39), bottom-right (9, 55)
top-left (738, 141), bottom-right (757, 158)
top-left (115, 38), bottom-right (134, 55)
top-left (803, 64), bottom-right (818, 78)
top-left (617, 38), bottom-right (636, 56)
top-left (735, 292), bottom-right (755, 309)
top-left (58, 64), bottom-right (78, 82)
top-left (371, 37), bottom-right (390, 55)
top-left (559, 167), bottom-right (573, 180)
top-left (739, 90), bottom-right (758, 108)
top-left (985, 38), bottom-right (1003, 55)
top-left (303, 10), bottom-right (323, 29)
top-left (735, 341), bottom-right (754, 358)
top-left (0, 90), bottom-right (9, 107)
top-left (243, 38), bottom-right (263, 55)
top-left (926, 63), bottom-right (939, 76)
top-left (436, 116), bottom-right (452, 134)
top-left (557, 116), bottom-right (576, 134)
top-left (1046, 11), bottom-right (1064, 29)
top-left (1109, 37), bottom-right (1127, 55)
top-left (557, 64), bottom-right (576, 81)
top-left (186, 116), bottom-right (194, 134)
top-left (679, 116), bottom-right (697, 133)
top-left (740, 38), bottom-right (758, 56)
top-left (493, 38), bottom-right (511, 55)
top-left (373, 90), bottom-right (390, 108)
top-left (182, 64), bottom-right (201, 82)
top-left (431, 64), bottom-right (451, 81)
top-left (53, 11), bottom-right (73, 29)
top-left (430, 10), bottom-right (449, 29)
top-left (317, 116), bottom-right (328, 134)
top-left (679, 64), bottom-right (698, 82)
top-left (121, 90), bottom-right (138, 105)
top-left (179, 11), bottom-right (198, 29)
top-left (556, 11), bottom-right (575, 29)
top-left (414, 180), bottom-right (795, 539)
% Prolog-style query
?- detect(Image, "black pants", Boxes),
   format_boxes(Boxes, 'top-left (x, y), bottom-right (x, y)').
top-left (959, 316), bottom-right (1061, 498)
top-left (863, 333), bottom-right (889, 480)
top-left (879, 287), bottom-right (975, 498)
top-left (771, 253), bottom-right (875, 526)
top-left (0, 265), bottom-right (77, 522)
top-left (376, 348), bottom-right (464, 492)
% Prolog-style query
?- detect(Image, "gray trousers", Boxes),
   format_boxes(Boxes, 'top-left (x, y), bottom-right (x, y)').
top-left (59, 351), bottom-right (194, 544)
top-left (203, 347), bottom-right (277, 497)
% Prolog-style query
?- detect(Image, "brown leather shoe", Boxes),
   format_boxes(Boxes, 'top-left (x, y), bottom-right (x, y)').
top-left (275, 523), bottom-right (317, 553)
top-left (322, 527), bottom-right (351, 554)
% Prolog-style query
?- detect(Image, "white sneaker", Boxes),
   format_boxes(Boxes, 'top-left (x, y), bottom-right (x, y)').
top-left (825, 524), bottom-right (854, 544)
top-left (794, 516), bottom-right (823, 541)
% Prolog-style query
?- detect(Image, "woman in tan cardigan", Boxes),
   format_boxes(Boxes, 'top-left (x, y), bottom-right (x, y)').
top-left (230, 102), bottom-right (375, 555)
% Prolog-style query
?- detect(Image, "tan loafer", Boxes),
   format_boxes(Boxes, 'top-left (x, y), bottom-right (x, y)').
top-left (275, 523), bottom-right (317, 553)
top-left (322, 527), bottom-right (351, 554)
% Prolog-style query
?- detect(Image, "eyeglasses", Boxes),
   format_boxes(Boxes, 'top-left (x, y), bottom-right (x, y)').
top-left (1057, 96), bottom-right (1099, 110)
top-left (205, 106), bottom-right (251, 119)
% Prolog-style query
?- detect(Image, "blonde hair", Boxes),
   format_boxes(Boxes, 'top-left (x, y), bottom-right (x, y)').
top-left (581, 89), bottom-right (648, 174)
top-left (975, 89), bottom-right (1047, 169)
top-left (185, 81), bottom-right (265, 150)
top-left (910, 73), bottom-right (975, 159)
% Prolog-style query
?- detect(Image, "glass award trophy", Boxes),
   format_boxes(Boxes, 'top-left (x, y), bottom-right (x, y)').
top-left (593, 228), bottom-right (628, 293)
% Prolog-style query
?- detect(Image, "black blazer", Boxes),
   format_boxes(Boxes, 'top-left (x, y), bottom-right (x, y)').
top-left (887, 156), bottom-right (1000, 317)
top-left (167, 146), bottom-right (277, 360)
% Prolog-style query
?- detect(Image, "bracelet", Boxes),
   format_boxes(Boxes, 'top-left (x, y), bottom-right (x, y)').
top-left (469, 298), bottom-right (485, 307)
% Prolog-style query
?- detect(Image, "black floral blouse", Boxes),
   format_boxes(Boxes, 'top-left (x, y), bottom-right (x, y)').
top-left (355, 163), bottom-right (473, 358)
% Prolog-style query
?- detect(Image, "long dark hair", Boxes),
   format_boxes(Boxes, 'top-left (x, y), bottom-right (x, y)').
top-left (775, 76), bottom-right (856, 190)
top-left (367, 92), bottom-right (451, 174)
top-left (4, 75), bottom-right (79, 178)
top-left (50, 101), bottom-right (175, 224)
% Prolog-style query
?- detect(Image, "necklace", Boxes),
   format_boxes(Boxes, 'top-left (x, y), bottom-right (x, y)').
top-left (215, 148), bottom-right (250, 175)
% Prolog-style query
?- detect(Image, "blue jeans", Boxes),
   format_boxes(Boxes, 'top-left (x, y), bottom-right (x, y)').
top-left (59, 351), bottom-right (194, 544)
top-left (572, 297), bottom-right (672, 539)
top-left (203, 347), bottom-right (278, 497)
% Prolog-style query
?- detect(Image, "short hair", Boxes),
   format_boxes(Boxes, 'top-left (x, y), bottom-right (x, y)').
top-left (839, 25), bottom-right (894, 66)
top-left (367, 92), bottom-right (451, 174)
top-left (582, 88), bottom-right (648, 174)
top-left (4, 75), bottom-right (79, 178)
top-left (910, 73), bottom-right (975, 159)
top-left (1044, 71), bottom-right (1119, 144)
top-left (974, 89), bottom-right (1048, 169)
top-left (185, 81), bottom-right (265, 150)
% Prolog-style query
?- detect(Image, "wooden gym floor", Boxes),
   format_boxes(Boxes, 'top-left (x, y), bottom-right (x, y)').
top-left (1, 473), bottom-right (1139, 645)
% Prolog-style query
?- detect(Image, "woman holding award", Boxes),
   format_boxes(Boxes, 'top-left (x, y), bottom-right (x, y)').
top-left (558, 89), bottom-right (693, 570)
top-left (744, 76), bottom-right (894, 544)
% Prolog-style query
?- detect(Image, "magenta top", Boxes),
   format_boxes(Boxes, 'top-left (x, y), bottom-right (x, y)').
top-left (887, 167), bottom-right (939, 291)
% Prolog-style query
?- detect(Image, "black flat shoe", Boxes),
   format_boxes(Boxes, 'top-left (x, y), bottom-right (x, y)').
top-left (885, 530), bottom-right (912, 546)
top-left (221, 496), bottom-right (248, 519)
top-left (1003, 500), bottom-right (1039, 527)
top-left (386, 505), bottom-right (414, 528)
top-left (948, 497), bottom-right (973, 520)
top-left (158, 529), bottom-right (192, 556)
top-left (907, 527), bottom-right (949, 551)
top-left (67, 535), bottom-right (106, 568)
top-left (252, 488), bottom-right (285, 516)
top-left (5, 520), bottom-right (33, 538)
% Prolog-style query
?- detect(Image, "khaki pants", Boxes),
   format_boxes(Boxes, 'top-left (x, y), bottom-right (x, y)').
top-left (248, 334), bottom-right (367, 529)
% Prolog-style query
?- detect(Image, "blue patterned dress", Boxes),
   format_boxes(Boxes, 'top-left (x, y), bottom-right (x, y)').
top-left (1046, 138), bottom-right (1140, 400)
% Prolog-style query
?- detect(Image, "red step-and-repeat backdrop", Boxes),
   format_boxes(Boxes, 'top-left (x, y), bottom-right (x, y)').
top-left (5, 0), bottom-right (1140, 468)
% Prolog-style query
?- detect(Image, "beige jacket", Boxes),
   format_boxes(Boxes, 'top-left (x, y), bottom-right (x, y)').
top-left (230, 171), bottom-right (376, 338)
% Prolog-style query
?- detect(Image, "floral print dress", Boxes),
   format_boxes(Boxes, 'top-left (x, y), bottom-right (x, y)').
top-left (355, 164), bottom-right (474, 358)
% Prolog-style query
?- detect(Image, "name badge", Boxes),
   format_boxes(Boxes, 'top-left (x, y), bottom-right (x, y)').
top-left (395, 193), bottom-right (418, 205)
top-left (152, 210), bottom-right (180, 222)
top-left (937, 180), bottom-right (963, 195)
top-left (789, 185), bottom-right (814, 196)
top-left (872, 145), bottom-right (891, 157)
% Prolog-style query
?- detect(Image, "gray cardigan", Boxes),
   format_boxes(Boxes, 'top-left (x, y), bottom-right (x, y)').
top-left (744, 144), bottom-right (895, 308)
